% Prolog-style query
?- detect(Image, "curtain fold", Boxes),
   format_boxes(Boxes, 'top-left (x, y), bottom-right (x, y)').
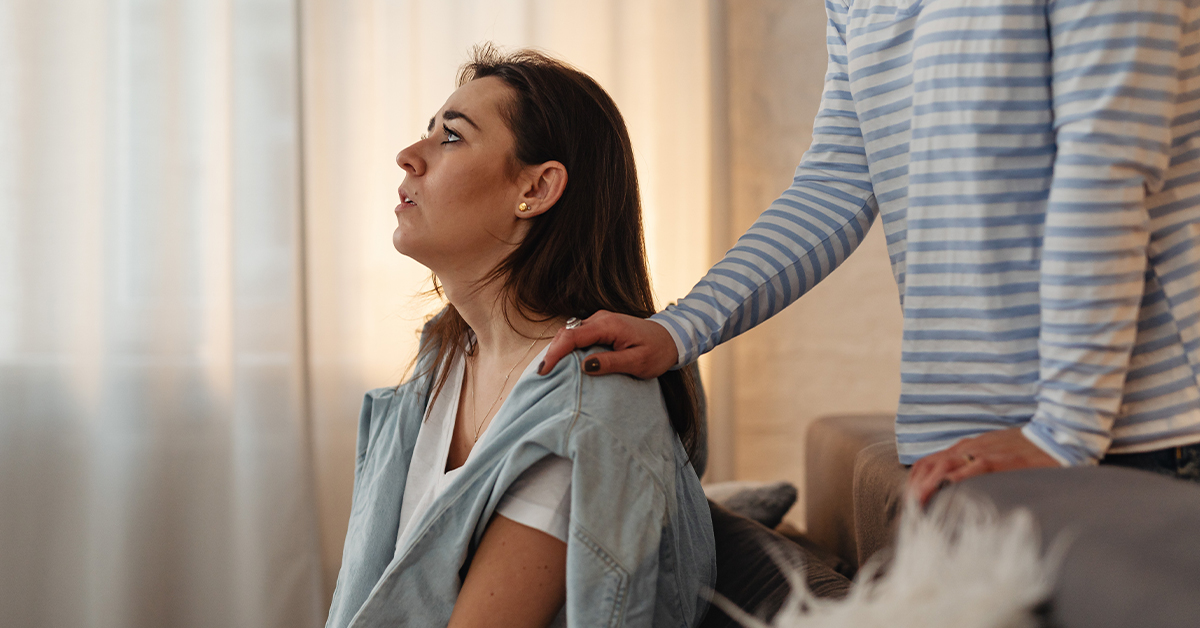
top-left (1, 1), bottom-right (323, 627)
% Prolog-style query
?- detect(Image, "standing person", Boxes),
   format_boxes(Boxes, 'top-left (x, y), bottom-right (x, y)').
top-left (540, 0), bottom-right (1200, 502)
top-left (326, 46), bottom-right (714, 628)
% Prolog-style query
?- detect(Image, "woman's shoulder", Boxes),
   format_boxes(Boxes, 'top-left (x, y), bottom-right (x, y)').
top-left (355, 374), bottom-right (436, 447)
top-left (535, 346), bottom-right (676, 455)
top-left (363, 367), bottom-right (433, 406)
top-left (538, 346), bottom-right (666, 411)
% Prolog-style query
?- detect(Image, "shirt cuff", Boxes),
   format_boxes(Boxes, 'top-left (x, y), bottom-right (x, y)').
top-left (648, 314), bottom-right (687, 370)
top-left (1021, 421), bottom-right (1098, 467)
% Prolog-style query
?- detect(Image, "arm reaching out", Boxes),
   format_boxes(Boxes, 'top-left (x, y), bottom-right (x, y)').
top-left (541, 0), bottom-right (876, 376)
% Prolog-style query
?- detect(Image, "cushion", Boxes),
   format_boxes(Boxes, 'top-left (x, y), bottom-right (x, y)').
top-left (948, 466), bottom-right (1200, 628)
top-left (684, 362), bottom-right (709, 478)
top-left (704, 480), bottom-right (798, 529)
top-left (700, 501), bottom-right (850, 628)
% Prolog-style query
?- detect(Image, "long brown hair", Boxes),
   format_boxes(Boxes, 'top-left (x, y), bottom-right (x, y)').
top-left (413, 44), bottom-right (701, 463)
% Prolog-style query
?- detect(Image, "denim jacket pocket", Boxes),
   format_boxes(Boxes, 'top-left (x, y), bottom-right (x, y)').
top-left (569, 526), bottom-right (631, 628)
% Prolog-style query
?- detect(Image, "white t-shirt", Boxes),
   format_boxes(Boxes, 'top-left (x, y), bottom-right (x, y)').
top-left (395, 345), bottom-right (571, 626)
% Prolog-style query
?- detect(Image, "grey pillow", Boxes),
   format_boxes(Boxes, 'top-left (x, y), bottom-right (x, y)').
top-left (704, 480), bottom-right (798, 529)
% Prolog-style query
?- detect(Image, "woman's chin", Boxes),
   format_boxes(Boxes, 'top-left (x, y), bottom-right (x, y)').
top-left (392, 235), bottom-right (436, 270)
top-left (392, 232), bottom-right (421, 260)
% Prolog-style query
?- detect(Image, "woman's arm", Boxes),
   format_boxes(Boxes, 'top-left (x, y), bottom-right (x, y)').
top-left (448, 514), bottom-right (567, 628)
top-left (541, 0), bottom-right (876, 377)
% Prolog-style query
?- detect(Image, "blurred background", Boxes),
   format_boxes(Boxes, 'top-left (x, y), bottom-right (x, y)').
top-left (0, 0), bottom-right (901, 626)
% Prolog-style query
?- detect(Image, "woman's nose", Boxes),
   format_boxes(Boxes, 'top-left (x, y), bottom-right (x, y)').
top-left (396, 141), bottom-right (425, 176)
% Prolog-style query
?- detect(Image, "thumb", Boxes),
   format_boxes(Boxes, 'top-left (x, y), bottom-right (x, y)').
top-left (539, 326), bottom-right (609, 375)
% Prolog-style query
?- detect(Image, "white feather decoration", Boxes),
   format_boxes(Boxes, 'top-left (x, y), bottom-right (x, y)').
top-left (715, 495), bottom-right (1067, 628)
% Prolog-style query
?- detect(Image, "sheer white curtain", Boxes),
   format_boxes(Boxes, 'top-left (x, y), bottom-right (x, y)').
top-left (0, 0), bottom-right (712, 625)
top-left (0, 1), bottom-right (322, 627)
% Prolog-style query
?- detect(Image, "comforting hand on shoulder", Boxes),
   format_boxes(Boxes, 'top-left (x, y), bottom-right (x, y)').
top-left (538, 311), bottom-right (678, 379)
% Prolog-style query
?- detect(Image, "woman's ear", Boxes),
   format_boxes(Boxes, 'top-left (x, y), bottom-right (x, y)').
top-left (514, 161), bottom-right (567, 218)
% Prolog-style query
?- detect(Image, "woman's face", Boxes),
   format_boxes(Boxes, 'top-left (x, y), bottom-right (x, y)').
top-left (393, 77), bottom-right (528, 279)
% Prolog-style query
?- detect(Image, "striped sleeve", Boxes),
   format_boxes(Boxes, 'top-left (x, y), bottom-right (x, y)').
top-left (1023, 0), bottom-right (1183, 465)
top-left (651, 0), bottom-right (878, 366)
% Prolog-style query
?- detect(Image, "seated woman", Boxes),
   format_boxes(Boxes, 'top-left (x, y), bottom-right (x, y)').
top-left (324, 46), bottom-right (715, 628)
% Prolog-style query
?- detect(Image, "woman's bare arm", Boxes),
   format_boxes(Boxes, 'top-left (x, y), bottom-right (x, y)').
top-left (448, 514), bottom-right (567, 628)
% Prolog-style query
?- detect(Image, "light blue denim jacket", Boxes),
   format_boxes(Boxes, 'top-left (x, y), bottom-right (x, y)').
top-left (325, 331), bottom-right (716, 628)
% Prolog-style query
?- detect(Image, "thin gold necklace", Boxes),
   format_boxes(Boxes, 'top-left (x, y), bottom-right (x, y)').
top-left (469, 320), bottom-right (557, 443)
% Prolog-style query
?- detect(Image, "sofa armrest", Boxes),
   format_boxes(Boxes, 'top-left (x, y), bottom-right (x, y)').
top-left (805, 415), bottom-right (896, 569)
top-left (852, 440), bottom-right (907, 567)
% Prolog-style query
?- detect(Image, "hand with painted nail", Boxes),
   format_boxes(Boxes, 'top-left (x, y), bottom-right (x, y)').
top-left (539, 310), bottom-right (679, 379)
top-left (906, 427), bottom-right (1061, 505)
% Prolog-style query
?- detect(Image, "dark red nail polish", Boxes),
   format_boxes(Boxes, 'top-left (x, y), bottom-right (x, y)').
top-left (537, 361), bottom-right (545, 375)
top-left (584, 358), bottom-right (600, 373)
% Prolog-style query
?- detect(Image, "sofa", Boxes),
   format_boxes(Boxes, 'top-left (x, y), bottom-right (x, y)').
top-left (804, 414), bottom-right (1200, 628)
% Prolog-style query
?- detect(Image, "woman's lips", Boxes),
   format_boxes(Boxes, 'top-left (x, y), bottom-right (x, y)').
top-left (398, 188), bottom-right (418, 208)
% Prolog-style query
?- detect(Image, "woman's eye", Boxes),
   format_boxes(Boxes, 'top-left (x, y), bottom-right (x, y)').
top-left (441, 125), bottom-right (461, 144)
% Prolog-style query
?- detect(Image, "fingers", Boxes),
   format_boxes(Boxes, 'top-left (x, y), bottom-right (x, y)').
top-left (539, 324), bottom-right (611, 374)
top-left (944, 457), bottom-right (988, 484)
top-left (541, 334), bottom-right (660, 378)
top-left (537, 311), bottom-right (678, 379)
top-left (539, 330), bottom-right (573, 375)
top-left (906, 453), bottom-right (966, 506)
top-left (905, 428), bottom-right (1064, 507)
top-left (575, 346), bottom-right (661, 379)
top-left (907, 452), bottom-right (944, 490)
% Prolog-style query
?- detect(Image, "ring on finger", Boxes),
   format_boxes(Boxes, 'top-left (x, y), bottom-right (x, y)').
top-left (565, 317), bottom-right (582, 330)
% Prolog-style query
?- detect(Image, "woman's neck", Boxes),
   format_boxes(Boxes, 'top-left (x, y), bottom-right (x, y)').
top-left (442, 275), bottom-right (560, 363)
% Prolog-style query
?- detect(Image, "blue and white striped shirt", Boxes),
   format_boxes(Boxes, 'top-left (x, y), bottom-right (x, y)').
top-left (652, 0), bottom-right (1200, 465)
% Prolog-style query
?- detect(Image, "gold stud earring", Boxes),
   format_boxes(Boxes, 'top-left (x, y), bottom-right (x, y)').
top-left (518, 202), bottom-right (531, 213)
